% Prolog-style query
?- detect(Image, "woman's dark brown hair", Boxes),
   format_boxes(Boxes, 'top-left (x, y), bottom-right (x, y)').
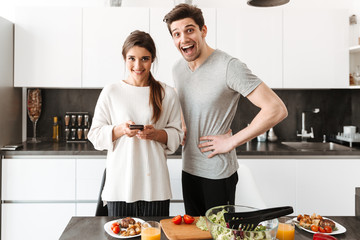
top-left (122, 30), bottom-right (164, 123)
top-left (163, 4), bottom-right (204, 35)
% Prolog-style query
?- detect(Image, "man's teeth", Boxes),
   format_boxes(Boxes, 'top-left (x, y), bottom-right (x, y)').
top-left (182, 45), bottom-right (193, 50)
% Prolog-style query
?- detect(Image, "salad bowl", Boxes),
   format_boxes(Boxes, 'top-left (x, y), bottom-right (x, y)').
top-left (205, 205), bottom-right (279, 240)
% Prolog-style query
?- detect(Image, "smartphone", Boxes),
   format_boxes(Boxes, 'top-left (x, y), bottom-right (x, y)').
top-left (129, 124), bottom-right (144, 130)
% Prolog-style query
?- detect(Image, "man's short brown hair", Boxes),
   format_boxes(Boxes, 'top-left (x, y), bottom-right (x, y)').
top-left (163, 4), bottom-right (205, 35)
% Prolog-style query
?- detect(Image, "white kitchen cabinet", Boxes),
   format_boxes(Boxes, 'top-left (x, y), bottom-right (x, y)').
top-left (75, 158), bottom-right (106, 216)
top-left (14, 7), bottom-right (82, 88)
top-left (1, 203), bottom-right (75, 240)
top-left (167, 158), bottom-right (185, 215)
top-left (296, 159), bottom-right (360, 216)
top-left (2, 158), bottom-right (76, 201)
top-left (237, 159), bottom-right (297, 211)
top-left (76, 158), bottom-right (106, 201)
top-left (283, 9), bottom-right (348, 88)
top-left (217, 8), bottom-right (283, 88)
top-left (82, 7), bottom-right (149, 88)
top-left (150, 8), bottom-right (216, 87)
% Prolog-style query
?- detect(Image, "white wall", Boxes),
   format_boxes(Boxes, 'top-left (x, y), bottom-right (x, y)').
top-left (0, 0), bottom-right (354, 22)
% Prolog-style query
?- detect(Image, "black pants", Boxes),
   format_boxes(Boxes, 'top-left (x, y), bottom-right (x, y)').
top-left (107, 200), bottom-right (170, 217)
top-left (182, 170), bottom-right (238, 216)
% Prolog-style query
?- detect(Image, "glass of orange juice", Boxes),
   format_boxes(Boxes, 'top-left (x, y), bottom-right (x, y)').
top-left (141, 221), bottom-right (161, 240)
top-left (276, 216), bottom-right (295, 240)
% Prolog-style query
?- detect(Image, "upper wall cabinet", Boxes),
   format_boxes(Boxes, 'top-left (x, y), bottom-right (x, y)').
top-left (82, 8), bottom-right (149, 88)
top-left (217, 8), bottom-right (283, 88)
top-left (14, 7), bottom-right (82, 88)
top-left (149, 8), bottom-right (216, 87)
top-left (283, 9), bottom-right (348, 88)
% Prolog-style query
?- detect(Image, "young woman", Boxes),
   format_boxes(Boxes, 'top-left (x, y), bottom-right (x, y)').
top-left (88, 30), bottom-right (183, 217)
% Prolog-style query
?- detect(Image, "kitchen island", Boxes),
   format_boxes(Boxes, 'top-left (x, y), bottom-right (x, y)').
top-left (59, 216), bottom-right (360, 240)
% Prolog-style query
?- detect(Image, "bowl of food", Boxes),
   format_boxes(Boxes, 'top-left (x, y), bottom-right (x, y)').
top-left (205, 205), bottom-right (279, 240)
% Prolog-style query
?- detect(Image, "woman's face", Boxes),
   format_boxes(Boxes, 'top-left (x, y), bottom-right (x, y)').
top-left (125, 46), bottom-right (153, 85)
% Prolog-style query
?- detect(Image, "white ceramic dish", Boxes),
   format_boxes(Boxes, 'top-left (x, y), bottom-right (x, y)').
top-left (104, 217), bottom-right (145, 239)
top-left (293, 217), bottom-right (346, 235)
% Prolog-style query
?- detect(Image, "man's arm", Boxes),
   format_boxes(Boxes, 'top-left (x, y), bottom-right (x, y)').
top-left (199, 82), bottom-right (288, 158)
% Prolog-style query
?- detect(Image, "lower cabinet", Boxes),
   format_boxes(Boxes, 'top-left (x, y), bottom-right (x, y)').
top-left (238, 158), bottom-right (360, 216)
top-left (1, 203), bottom-right (75, 240)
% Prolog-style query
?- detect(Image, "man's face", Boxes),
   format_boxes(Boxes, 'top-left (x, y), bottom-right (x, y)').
top-left (170, 17), bottom-right (207, 62)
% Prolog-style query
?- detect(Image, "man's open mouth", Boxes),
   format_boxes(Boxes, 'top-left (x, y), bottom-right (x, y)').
top-left (181, 45), bottom-right (194, 54)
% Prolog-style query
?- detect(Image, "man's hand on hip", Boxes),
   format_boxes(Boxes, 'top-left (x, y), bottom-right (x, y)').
top-left (198, 129), bottom-right (234, 158)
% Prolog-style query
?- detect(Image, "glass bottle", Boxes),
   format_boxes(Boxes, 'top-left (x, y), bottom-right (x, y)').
top-left (52, 116), bottom-right (60, 142)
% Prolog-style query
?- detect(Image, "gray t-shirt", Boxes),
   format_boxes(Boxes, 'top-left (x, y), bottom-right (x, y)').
top-left (173, 49), bottom-right (262, 179)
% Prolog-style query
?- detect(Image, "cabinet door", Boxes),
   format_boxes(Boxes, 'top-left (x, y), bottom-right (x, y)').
top-left (1, 203), bottom-right (75, 240)
top-left (2, 158), bottom-right (76, 201)
top-left (14, 7), bottom-right (82, 88)
top-left (238, 159), bottom-right (297, 211)
top-left (76, 158), bottom-right (106, 201)
top-left (82, 7), bottom-right (149, 88)
top-left (283, 9), bottom-right (348, 88)
top-left (150, 8), bottom-right (216, 87)
top-left (217, 8), bottom-right (283, 88)
top-left (296, 159), bottom-right (360, 216)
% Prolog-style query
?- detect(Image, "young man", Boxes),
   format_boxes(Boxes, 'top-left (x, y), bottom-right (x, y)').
top-left (163, 4), bottom-right (288, 215)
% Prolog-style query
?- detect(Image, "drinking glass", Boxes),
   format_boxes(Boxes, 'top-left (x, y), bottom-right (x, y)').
top-left (276, 216), bottom-right (295, 240)
top-left (141, 221), bottom-right (161, 240)
top-left (27, 89), bottom-right (42, 143)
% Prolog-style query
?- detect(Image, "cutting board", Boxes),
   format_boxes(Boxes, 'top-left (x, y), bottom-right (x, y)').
top-left (160, 217), bottom-right (212, 240)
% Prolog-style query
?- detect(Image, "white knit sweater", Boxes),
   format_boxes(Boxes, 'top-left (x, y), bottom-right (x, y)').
top-left (88, 80), bottom-right (183, 202)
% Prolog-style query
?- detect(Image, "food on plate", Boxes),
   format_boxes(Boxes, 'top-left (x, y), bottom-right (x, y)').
top-left (319, 219), bottom-right (336, 230)
top-left (111, 222), bottom-right (120, 234)
top-left (172, 215), bottom-right (182, 225)
top-left (120, 217), bottom-right (136, 228)
top-left (313, 233), bottom-right (338, 240)
top-left (110, 217), bottom-right (142, 236)
top-left (183, 214), bottom-right (195, 224)
top-left (297, 213), bottom-right (336, 233)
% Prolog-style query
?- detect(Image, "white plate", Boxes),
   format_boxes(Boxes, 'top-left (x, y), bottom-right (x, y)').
top-left (292, 217), bottom-right (346, 235)
top-left (104, 217), bottom-right (145, 239)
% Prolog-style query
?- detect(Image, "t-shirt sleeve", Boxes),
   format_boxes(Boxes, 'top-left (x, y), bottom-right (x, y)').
top-left (226, 58), bottom-right (262, 97)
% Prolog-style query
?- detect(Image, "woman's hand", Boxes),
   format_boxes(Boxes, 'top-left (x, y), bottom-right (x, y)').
top-left (136, 125), bottom-right (167, 144)
top-left (112, 120), bottom-right (138, 141)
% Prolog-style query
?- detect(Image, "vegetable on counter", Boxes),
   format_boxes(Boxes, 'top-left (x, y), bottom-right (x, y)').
top-left (183, 214), bottom-right (195, 224)
top-left (313, 233), bottom-right (338, 240)
top-left (172, 215), bottom-right (182, 225)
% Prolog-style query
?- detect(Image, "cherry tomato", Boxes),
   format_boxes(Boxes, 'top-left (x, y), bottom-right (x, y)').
top-left (311, 225), bottom-right (319, 232)
top-left (172, 215), bottom-right (182, 225)
top-left (324, 226), bottom-right (333, 233)
top-left (183, 214), bottom-right (195, 224)
top-left (112, 225), bottom-right (120, 234)
top-left (318, 226), bottom-right (325, 233)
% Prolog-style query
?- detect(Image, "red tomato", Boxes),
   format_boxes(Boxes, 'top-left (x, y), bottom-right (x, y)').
top-left (172, 215), bottom-right (182, 225)
top-left (311, 225), bottom-right (319, 232)
top-left (183, 214), bottom-right (195, 224)
top-left (112, 225), bottom-right (120, 234)
top-left (324, 226), bottom-right (333, 233)
top-left (318, 226), bottom-right (325, 233)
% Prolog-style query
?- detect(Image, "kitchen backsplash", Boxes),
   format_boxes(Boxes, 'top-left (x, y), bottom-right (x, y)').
top-left (27, 89), bottom-right (360, 142)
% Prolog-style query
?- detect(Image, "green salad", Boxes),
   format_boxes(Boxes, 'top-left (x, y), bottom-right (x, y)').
top-left (196, 209), bottom-right (274, 240)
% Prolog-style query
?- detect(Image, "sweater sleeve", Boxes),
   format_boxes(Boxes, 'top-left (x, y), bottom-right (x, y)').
top-left (88, 87), bottom-right (116, 151)
top-left (162, 87), bottom-right (183, 154)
